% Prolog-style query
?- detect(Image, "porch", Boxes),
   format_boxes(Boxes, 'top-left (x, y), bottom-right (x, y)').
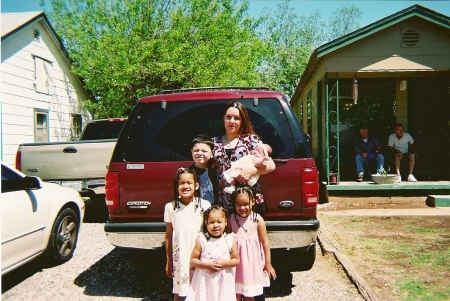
top-left (321, 180), bottom-right (450, 207)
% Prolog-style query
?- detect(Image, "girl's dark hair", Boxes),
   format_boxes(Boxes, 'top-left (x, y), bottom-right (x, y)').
top-left (173, 167), bottom-right (205, 211)
top-left (230, 184), bottom-right (258, 222)
top-left (223, 101), bottom-right (256, 135)
top-left (202, 204), bottom-right (228, 237)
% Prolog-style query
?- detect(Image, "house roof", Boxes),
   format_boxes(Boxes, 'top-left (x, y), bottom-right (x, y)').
top-left (1, 11), bottom-right (69, 60)
top-left (2, 11), bottom-right (45, 39)
top-left (2, 11), bottom-right (94, 101)
top-left (291, 4), bottom-right (450, 103)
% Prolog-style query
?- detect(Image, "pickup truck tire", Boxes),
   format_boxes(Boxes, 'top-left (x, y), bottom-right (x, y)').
top-left (45, 208), bottom-right (80, 264)
top-left (300, 242), bottom-right (317, 270)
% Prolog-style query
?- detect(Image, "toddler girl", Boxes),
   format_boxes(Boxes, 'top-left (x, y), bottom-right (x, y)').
top-left (230, 186), bottom-right (276, 301)
top-left (186, 204), bottom-right (240, 301)
top-left (164, 167), bottom-right (211, 301)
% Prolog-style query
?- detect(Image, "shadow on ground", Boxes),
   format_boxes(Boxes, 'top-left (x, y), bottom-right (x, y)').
top-left (72, 246), bottom-right (312, 300)
top-left (83, 197), bottom-right (110, 223)
top-left (266, 248), bottom-right (313, 297)
top-left (1, 259), bottom-right (43, 293)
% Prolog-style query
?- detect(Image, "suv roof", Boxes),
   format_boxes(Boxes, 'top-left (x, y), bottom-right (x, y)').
top-left (139, 89), bottom-right (286, 103)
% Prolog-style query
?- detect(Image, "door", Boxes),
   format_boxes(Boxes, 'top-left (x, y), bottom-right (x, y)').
top-left (409, 77), bottom-right (450, 180)
top-left (1, 166), bottom-right (46, 273)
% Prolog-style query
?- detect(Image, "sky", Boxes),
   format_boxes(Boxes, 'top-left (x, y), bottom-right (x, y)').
top-left (247, 1), bottom-right (450, 27)
top-left (1, 0), bottom-right (450, 29)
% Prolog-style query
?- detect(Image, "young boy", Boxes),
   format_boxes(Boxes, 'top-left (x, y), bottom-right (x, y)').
top-left (189, 134), bottom-right (217, 204)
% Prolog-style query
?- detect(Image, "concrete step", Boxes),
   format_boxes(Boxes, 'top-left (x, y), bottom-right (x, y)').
top-left (426, 195), bottom-right (450, 207)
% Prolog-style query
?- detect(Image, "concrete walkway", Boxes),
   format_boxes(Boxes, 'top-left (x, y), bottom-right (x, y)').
top-left (318, 207), bottom-right (450, 216)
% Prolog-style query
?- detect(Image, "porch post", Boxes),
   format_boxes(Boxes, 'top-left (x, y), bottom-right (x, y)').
top-left (325, 73), bottom-right (330, 184)
top-left (336, 73), bottom-right (340, 183)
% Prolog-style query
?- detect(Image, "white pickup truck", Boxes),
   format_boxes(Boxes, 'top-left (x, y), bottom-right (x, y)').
top-left (15, 118), bottom-right (126, 203)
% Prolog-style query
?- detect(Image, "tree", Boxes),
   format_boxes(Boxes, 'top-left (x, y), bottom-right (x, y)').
top-left (256, 0), bottom-right (325, 96)
top-left (47, 0), bottom-right (362, 116)
top-left (326, 5), bottom-right (362, 41)
top-left (255, 1), bottom-right (362, 97)
top-left (48, 0), bottom-right (264, 118)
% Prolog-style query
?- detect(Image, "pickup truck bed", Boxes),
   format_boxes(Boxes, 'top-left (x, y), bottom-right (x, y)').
top-left (16, 118), bottom-right (126, 198)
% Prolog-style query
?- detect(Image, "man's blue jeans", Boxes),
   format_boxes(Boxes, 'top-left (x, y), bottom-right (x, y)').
top-left (356, 154), bottom-right (384, 176)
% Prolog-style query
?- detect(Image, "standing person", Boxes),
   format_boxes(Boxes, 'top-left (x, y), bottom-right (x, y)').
top-left (186, 204), bottom-right (240, 301)
top-left (189, 134), bottom-right (218, 204)
top-left (355, 127), bottom-right (385, 182)
top-left (230, 186), bottom-right (276, 301)
top-left (388, 123), bottom-right (418, 182)
top-left (164, 168), bottom-right (211, 301)
top-left (212, 101), bottom-right (274, 217)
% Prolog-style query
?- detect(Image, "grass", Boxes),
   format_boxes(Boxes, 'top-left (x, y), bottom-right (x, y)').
top-left (398, 279), bottom-right (450, 301)
top-left (319, 215), bottom-right (450, 301)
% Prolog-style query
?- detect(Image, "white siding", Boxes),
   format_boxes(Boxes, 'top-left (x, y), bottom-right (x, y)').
top-left (1, 16), bottom-right (91, 165)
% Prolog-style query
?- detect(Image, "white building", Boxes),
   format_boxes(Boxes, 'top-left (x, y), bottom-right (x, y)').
top-left (1, 12), bottom-right (91, 165)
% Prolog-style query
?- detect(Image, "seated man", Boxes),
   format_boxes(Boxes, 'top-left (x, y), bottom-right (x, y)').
top-left (388, 123), bottom-right (418, 182)
top-left (355, 127), bottom-right (384, 182)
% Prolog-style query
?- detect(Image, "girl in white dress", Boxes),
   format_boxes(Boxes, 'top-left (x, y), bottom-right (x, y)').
top-left (186, 204), bottom-right (240, 301)
top-left (164, 168), bottom-right (211, 301)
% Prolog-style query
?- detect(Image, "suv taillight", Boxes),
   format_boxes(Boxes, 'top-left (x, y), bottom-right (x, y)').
top-left (105, 172), bottom-right (119, 209)
top-left (301, 167), bottom-right (319, 218)
top-left (15, 149), bottom-right (22, 171)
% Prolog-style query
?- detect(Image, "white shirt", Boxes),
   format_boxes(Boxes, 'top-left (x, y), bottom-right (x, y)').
top-left (388, 132), bottom-right (414, 154)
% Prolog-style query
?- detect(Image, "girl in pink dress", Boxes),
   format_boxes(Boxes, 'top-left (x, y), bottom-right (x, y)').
top-left (186, 204), bottom-right (240, 301)
top-left (230, 186), bottom-right (277, 301)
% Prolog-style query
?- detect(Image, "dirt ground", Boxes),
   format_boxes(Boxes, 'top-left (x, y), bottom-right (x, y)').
top-left (318, 206), bottom-right (450, 300)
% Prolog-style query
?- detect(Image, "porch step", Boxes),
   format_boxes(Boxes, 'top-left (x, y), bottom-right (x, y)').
top-left (321, 181), bottom-right (450, 206)
top-left (426, 195), bottom-right (450, 207)
top-left (326, 195), bottom-right (427, 206)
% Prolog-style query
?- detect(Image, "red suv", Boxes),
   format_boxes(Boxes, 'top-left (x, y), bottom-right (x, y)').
top-left (104, 87), bottom-right (319, 268)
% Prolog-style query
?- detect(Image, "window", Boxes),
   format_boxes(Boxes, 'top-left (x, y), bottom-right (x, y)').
top-left (71, 114), bottom-right (82, 140)
top-left (35, 110), bottom-right (49, 142)
top-left (122, 99), bottom-right (296, 162)
top-left (81, 120), bottom-right (126, 140)
top-left (307, 90), bottom-right (312, 139)
top-left (1, 165), bottom-right (24, 193)
top-left (34, 56), bottom-right (52, 94)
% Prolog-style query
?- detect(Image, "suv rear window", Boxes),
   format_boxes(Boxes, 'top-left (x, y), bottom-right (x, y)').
top-left (121, 98), bottom-right (304, 162)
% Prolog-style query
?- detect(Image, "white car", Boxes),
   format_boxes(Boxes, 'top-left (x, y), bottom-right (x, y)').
top-left (1, 163), bottom-right (85, 275)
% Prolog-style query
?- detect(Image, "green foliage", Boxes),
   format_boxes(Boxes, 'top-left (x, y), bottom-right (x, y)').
top-left (255, 0), bottom-right (322, 96)
top-left (48, 0), bottom-right (263, 118)
top-left (326, 4), bottom-right (362, 41)
top-left (47, 0), bottom-right (362, 117)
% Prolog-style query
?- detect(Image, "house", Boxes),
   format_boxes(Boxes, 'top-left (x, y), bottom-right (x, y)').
top-left (1, 12), bottom-right (91, 166)
top-left (290, 4), bottom-right (450, 183)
